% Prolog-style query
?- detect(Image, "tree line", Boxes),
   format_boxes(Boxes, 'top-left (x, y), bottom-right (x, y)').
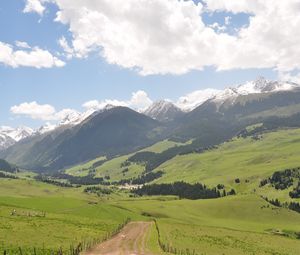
top-left (35, 173), bottom-right (108, 186)
top-left (260, 167), bottom-right (300, 198)
top-left (84, 186), bottom-right (112, 195)
top-left (262, 196), bottom-right (300, 214)
top-left (132, 181), bottom-right (236, 200)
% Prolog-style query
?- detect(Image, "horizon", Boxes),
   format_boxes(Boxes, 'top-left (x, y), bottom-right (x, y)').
top-left (1, 75), bottom-right (292, 130)
top-left (2, 0), bottom-right (299, 128)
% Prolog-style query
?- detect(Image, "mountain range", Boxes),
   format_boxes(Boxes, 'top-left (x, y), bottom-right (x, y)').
top-left (2, 77), bottom-right (300, 172)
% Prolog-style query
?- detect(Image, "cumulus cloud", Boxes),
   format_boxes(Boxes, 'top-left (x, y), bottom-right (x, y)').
top-left (10, 101), bottom-right (79, 121)
top-left (203, 0), bottom-right (300, 74)
top-left (23, 0), bottom-right (46, 16)
top-left (176, 88), bottom-right (221, 111)
top-left (0, 41), bottom-right (65, 68)
top-left (32, 0), bottom-right (298, 79)
top-left (83, 90), bottom-right (153, 111)
top-left (11, 102), bottom-right (56, 120)
top-left (52, 0), bottom-right (220, 75)
top-left (82, 99), bottom-right (127, 110)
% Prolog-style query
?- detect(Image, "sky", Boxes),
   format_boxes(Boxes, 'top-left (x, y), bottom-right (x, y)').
top-left (1, 0), bottom-right (300, 129)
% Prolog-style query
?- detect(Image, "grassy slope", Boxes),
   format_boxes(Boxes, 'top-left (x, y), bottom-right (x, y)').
top-left (154, 128), bottom-right (300, 199)
top-left (1, 178), bottom-right (300, 254)
top-left (118, 195), bottom-right (300, 255)
top-left (65, 156), bottom-right (106, 176)
top-left (0, 179), bottom-right (142, 253)
top-left (3, 129), bottom-right (300, 254)
top-left (65, 140), bottom-right (185, 181)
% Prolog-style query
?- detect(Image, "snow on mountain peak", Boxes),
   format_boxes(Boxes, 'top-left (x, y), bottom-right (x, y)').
top-left (35, 122), bottom-right (57, 135)
top-left (208, 77), bottom-right (300, 105)
top-left (236, 76), bottom-right (300, 95)
top-left (0, 126), bottom-right (33, 141)
top-left (58, 110), bottom-right (82, 126)
top-left (0, 126), bottom-right (34, 150)
top-left (144, 100), bottom-right (182, 121)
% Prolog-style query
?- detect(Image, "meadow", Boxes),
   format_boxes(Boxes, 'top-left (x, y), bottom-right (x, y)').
top-left (65, 139), bottom-right (186, 181)
top-left (153, 128), bottom-right (300, 198)
top-left (1, 129), bottom-right (300, 254)
top-left (0, 179), bottom-right (140, 254)
top-left (0, 178), bottom-right (300, 254)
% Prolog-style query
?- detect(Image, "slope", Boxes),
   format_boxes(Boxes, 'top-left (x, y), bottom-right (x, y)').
top-left (153, 127), bottom-right (300, 199)
top-left (0, 107), bottom-right (163, 172)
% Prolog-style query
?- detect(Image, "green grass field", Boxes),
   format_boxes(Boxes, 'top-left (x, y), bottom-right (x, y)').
top-left (115, 194), bottom-right (300, 255)
top-left (154, 128), bottom-right (300, 199)
top-left (0, 179), bottom-right (141, 254)
top-left (65, 139), bottom-right (186, 181)
top-left (1, 178), bottom-right (300, 254)
top-left (2, 129), bottom-right (300, 254)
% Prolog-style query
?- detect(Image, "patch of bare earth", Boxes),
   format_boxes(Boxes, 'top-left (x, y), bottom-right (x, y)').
top-left (83, 221), bottom-right (155, 255)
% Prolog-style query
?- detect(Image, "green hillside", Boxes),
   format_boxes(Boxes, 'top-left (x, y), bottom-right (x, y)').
top-left (118, 195), bottom-right (300, 255)
top-left (1, 177), bottom-right (300, 254)
top-left (2, 127), bottom-right (300, 254)
top-left (153, 128), bottom-right (300, 198)
top-left (0, 179), bottom-right (141, 254)
top-left (65, 139), bottom-right (186, 180)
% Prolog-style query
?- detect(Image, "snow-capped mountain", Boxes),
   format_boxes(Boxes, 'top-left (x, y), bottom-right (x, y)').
top-left (143, 100), bottom-right (183, 121)
top-left (0, 133), bottom-right (15, 151)
top-left (213, 77), bottom-right (300, 104)
top-left (35, 123), bottom-right (57, 135)
top-left (1, 78), bottom-right (299, 151)
top-left (0, 126), bottom-right (34, 150)
top-left (0, 126), bottom-right (33, 141)
top-left (183, 77), bottom-right (300, 109)
top-left (33, 104), bottom-right (117, 136)
top-left (236, 76), bottom-right (299, 95)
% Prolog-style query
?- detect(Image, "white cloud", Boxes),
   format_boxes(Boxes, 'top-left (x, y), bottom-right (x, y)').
top-left (82, 99), bottom-right (127, 110)
top-left (10, 101), bottom-right (79, 122)
top-left (176, 88), bottom-right (221, 111)
top-left (279, 71), bottom-right (300, 84)
top-left (52, 0), bottom-right (218, 75)
top-left (11, 101), bottom-right (56, 120)
top-left (203, 0), bottom-right (300, 73)
top-left (0, 41), bottom-right (65, 68)
top-left (15, 41), bottom-right (31, 49)
top-left (58, 36), bottom-right (74, 59)
top-left (37, 0), bottom-right (300, 77)
top-left (23, 0), bottom-right (46, 16)
top-left (83, 90), bottom-right (152, 111)
top-left (130, 91), bottom-right (153, 110)
top-left (209, 22), bottom-right (226, 32)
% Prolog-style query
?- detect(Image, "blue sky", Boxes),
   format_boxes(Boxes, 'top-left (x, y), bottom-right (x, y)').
top-left (0, 0), bottom-right (292, 128)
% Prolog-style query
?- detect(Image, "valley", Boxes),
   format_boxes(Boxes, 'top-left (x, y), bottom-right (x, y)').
top-left (1, 78), bottom-right (300, 254)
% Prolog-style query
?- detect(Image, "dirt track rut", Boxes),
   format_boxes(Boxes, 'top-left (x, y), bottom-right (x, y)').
top-left (83, 221), bottom-right (155, 255)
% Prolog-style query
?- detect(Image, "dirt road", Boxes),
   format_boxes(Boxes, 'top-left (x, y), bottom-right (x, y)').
top-left (83, 221), bottom-right (155, 255)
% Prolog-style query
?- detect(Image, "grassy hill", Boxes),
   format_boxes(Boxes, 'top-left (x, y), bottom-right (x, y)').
top-left (65, 139), bottom-right (187, 180)
top-left (1, 177), bottom-right (300, 254)
top-left (118, 195), bottom-right (300, 255)
top-left (0, 178), bottom-right (142, 254)
top-left (152, 128), bottom-right (300, 199)
top-left (2, 128), bottom-right (300, 254)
